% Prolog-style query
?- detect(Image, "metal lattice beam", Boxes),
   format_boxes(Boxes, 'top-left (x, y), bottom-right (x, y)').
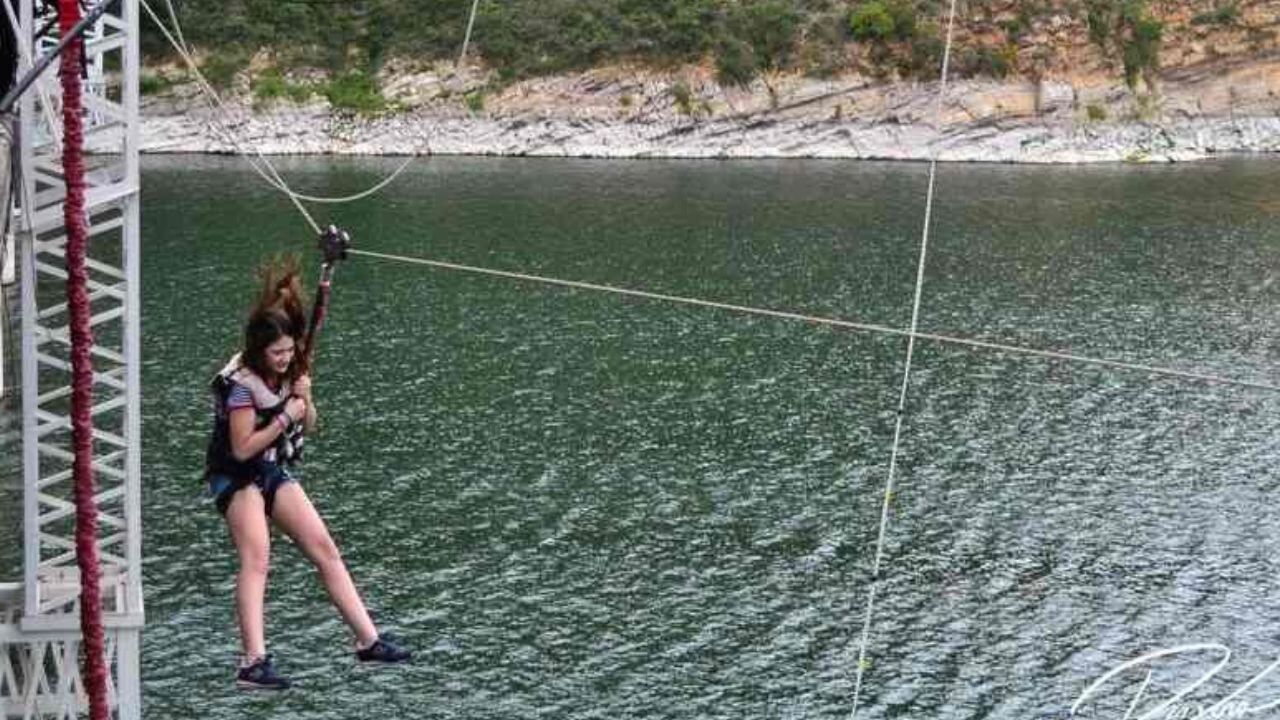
top-left (2, 0), bottom-right (142, 718)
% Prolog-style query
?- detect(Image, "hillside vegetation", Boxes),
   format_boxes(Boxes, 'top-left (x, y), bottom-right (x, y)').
top-left (145, 0), bottom-right (1279, 110)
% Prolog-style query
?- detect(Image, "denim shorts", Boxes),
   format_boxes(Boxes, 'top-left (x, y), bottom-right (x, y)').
top-left (208, 464), bottom-right (297, 517)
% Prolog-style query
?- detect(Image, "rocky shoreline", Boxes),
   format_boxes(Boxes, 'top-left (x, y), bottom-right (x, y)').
top-left (137, 63), bottom-right (1280, 164)
top-left (140, 111), bottom-right (1280, 164)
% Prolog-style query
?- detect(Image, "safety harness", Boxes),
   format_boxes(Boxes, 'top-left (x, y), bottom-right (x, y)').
top-left (203, 354), bottom-right (304, 481)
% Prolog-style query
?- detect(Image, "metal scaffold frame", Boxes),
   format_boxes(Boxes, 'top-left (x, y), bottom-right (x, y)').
top-left (1, 0), bottom-right (143, 718)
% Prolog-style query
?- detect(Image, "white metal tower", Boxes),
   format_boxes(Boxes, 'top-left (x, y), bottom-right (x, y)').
top-left (1, 0), bottom-right (143, 717)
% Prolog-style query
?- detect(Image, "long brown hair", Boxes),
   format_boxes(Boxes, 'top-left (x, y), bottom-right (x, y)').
top-left (242, 255), bottom-right (309, 382)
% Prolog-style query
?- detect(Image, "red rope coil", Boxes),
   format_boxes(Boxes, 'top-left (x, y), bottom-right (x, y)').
top-left (59, 0), bottom-right (110, 717)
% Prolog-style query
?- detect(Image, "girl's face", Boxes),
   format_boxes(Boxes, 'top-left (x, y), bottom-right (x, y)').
top-left (264, 336), bottom-right (296, 378)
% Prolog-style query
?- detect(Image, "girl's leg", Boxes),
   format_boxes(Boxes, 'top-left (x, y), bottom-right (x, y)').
top-left (225, 487), bottom-right (271, 661)
top-left (270, 482), bottom-right (378, 647)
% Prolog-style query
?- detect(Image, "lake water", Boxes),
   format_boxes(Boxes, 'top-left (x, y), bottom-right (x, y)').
top-left (6, 155), bottom-right (1280, 719)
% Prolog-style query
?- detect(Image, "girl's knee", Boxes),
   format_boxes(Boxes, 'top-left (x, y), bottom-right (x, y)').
top-left (239, 548), bottom-right (271, 578)
top-left (313, 535), bottom-right (342, 569)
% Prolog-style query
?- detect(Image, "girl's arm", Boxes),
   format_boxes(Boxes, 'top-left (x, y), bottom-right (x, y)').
top-left (302, 399), bottom-right (317, 434)
top-left (229, 398), bottom-right (307, 462)
top-left (293, 374), bottom-right (318, 433)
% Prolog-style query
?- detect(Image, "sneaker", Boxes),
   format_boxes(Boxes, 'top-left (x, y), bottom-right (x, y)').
top-left (356, 635), bottom-right (411, 663)
top-left (236, 654), bottom-right (292, 690)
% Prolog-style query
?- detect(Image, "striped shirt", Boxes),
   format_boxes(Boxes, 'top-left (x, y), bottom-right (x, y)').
top-left (226, 384), bottom-right (255, 411)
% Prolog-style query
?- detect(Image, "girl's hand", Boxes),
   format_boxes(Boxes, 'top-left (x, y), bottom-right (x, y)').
top-left (285, 397), bottom-right (308, 422)
top-left (293, 375), bottom-right (312, 403)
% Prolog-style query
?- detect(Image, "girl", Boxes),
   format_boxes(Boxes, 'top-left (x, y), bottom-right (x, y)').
top-left (204, 257), bottom-right (409, 690)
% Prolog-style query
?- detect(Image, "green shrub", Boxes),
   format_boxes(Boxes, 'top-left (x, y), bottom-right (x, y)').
top-left (902, 32), bottom-right (944, 79)
top-left (1122, 15), bottom-right (1162, 87)
top-left (850, 0), bottom-right (916, 43)
top-left (961, 43), bottom-right (1017, 79)
top-left (1001, 0), bottom-right (1048, 44)
top-left (670, 81), bottom-right (694, 115)
top-left (715, 38), bottom-right (758, 87)
top-left (465, 90), bottom-right (485, 113)
top-left (1082, 0), bottom-right (1162, 88)
top-left (668, 81), bottom-right (711, 117)
top-left (253, 70), bottom-right (287, 101)
top-left (1192, 4), bottom-right (1239, 26)
top-left (323, 71), bottom-right (385, 113)
top-left (708, 2), bottom-right (802, 86)
top-left (1084, 0), bottom-right (1116, 49)
top-left (732, 1), bottom-right (801, 70)
top-left (850, 2), bottom-right (895, 42)
top-left (1086, 103), bottom-right (1107, 121)
top-left (285, 82), bottom-right (314, 103)
top-left (801, 15), bottom-right (847, 78)
top-left (664, 2), bottom-right (720, 61)
top-left (887, 1), bottom-right (917, 41)
top-left (253, 69), bottom-right (314, 105)
top-left (139, 73), bottom-right (174, 95)
top-left (560, 7), bottom-right (612, 67)
top-left (1001, 17), bottom-right (1028, 43)
top-left (200, 52), bottom-right (248, 89)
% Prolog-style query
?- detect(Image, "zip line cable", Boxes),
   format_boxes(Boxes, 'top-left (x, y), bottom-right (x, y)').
top-left (145, 0), bottom-right (1277, 398)
top-left (141, 2), bottom-right (1278, 396)
top-left (157, 0), bottom-right (188, 63)
top-left (348, 248), bottom-right (1280, 394)
top-left (132, 4), bottom-right (1280, 397)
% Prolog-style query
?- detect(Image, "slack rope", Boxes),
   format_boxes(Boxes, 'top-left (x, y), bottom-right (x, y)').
top-left (148, 0), bottom-right (415, 207)
top-left (58, 0), bottom-right (109, 717)
top-left (139, 0), bottom-right (417, 227)
top-left (348, 248), bottom-right (1280, 394)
